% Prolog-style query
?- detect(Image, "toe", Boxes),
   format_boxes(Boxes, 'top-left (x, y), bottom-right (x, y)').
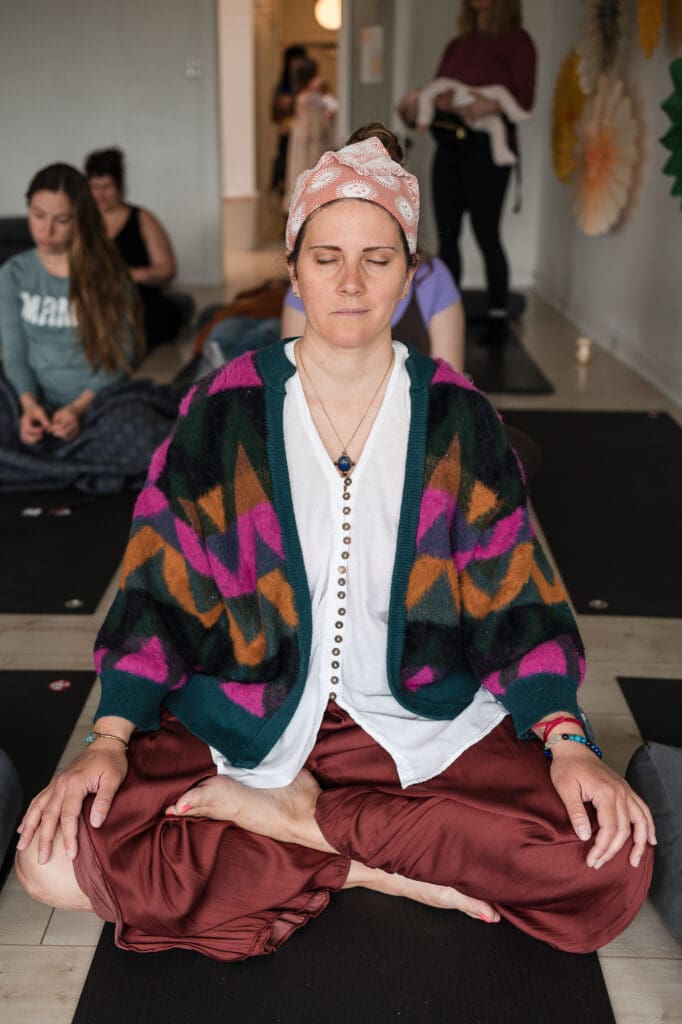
top-left (165, 789), bottom-right (199, 817)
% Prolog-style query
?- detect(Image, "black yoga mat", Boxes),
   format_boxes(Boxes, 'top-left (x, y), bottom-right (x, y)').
top-left (461, 287), bottom-right (526, 322)
top-left (73, 890), bottom-right (614, 1024)
top-left (0, 487), bottom-right (137, 614)
top-left (465, 325), bottom-right (553, 395)
top-left (502, 410), bottom-right (682, 617)
top-left (0, 670), bottom-right (95, 886)
top-left (617, 677), bottom-right (682, 747)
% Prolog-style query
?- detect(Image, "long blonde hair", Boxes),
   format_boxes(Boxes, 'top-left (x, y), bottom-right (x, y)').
top-left (26, 163), bottom-right (144, 373)
top-left (457, 0), bottom-right (522, 35)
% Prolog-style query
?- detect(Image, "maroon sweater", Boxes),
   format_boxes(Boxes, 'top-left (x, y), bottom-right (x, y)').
top-left (436, 28), bottom-right (537, 112)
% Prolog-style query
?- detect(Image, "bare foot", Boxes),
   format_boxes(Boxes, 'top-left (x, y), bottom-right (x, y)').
top-left (165, 769), bottom-right (334, 851)
top-left (345, 861), bottom-right (500, 923)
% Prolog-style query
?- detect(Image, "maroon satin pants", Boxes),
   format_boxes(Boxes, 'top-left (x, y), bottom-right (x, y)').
top-left (74, 703), bottom-right (652, 960)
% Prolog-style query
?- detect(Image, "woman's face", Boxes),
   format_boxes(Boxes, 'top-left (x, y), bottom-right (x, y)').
top-left (289, 199), bottom-right (415, 352)
top-left (27, 190), bottom-right (75, 255)
top-left (88, 174), bottom-right (121, 213)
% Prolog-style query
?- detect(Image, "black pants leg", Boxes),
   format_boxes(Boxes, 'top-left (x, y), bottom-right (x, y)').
top-left (432, 136), bottom-right (511, 311)
top-left (432, 145), bottom-right (466, 288)
top-left (464, 140), bottom-right (511, 311)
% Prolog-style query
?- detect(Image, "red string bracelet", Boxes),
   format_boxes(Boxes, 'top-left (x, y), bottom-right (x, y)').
top-left (534, 716), bottom-right (584, 745)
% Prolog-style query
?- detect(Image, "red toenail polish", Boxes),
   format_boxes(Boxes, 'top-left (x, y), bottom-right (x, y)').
top-left (180, 803), bottom-right (192, 813)
top-left (478, 914), bottom-right (490, 922)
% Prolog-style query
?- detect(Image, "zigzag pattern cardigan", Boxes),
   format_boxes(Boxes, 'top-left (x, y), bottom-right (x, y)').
top-left (94, 342), bottom-right (585, 767)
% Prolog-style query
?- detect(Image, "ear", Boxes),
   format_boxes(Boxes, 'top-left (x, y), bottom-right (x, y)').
top-left (401, 257), bottom-right (419, 299)
top-left (287, 260), bottom-right (301, 297)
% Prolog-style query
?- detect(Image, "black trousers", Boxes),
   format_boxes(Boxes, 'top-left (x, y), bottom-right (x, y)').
top-left (432, 133), bottom-right (511, 311)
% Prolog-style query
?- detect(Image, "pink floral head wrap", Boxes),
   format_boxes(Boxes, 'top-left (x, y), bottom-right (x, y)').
top-left (285, 137), bottom-right (420, 255)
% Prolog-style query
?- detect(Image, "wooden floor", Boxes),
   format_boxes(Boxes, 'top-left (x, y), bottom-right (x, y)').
top-left (0, 255), bottom-right (680, 1022)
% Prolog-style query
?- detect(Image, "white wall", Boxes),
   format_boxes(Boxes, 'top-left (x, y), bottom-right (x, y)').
top-left (397, 0), bottom-right (553, 289)
top-left (535, 1), bottom-right (682, 405)
top-left (0, 0), bottom-right (223, 286)
top-left (218, 0), bottom-right (256, 199)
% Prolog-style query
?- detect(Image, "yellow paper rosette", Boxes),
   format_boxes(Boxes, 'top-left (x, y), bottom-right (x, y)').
top-left (552, 50), bottom-right (587, 183)
top-left (638, 0), bottom-right (664, 58)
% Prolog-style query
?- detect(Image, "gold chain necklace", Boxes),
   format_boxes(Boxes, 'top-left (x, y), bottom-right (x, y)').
top-left (297, 345), bottom-right (395, 476)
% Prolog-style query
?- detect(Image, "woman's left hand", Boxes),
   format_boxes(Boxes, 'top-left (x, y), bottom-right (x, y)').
top-left (549, 743), bottom-right (656, 869)
top-left (50, 404), bottom-right (81, 441)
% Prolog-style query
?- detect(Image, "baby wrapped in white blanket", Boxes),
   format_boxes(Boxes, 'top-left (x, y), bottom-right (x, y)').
top-left (416, 78), bottom-right (530, 166)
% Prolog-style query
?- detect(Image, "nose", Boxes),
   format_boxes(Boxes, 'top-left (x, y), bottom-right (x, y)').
top-left (338, 261), bottom-right (364, 295)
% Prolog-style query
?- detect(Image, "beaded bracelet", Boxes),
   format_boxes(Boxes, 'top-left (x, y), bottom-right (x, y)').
top-left (543, 733), bottom-right (603, 761)
top-left (535, 715), bottom-right (584, 745)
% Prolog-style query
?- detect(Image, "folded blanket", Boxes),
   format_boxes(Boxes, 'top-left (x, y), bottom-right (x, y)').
top-left (0, 375), bottom-right (181, 493)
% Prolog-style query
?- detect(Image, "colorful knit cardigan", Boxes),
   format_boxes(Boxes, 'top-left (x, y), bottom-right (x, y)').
top-left (94, 342), bottom-right (585, 767)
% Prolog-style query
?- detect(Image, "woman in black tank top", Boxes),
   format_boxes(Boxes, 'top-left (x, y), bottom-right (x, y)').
top-left (85, 147), bottom-right (194, 347)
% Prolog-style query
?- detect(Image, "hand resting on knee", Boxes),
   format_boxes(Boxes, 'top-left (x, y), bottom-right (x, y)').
top-left (16, 716), bottom-right (132, 865)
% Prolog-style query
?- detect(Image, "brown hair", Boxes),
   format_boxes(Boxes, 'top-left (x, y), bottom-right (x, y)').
top-left (345, 121), bottom-right (407, 165)
top-left (457, 0), bottom-right (522, 35)
top-left (26, 163), bottom-right (143, 372)
top-left (286, 122), bottom-right (418, 270)
top-left (84, 147), bottom-right (125, 192)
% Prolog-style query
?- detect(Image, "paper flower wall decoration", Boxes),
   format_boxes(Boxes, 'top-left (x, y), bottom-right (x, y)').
top-left (638, 0), bottom-right (664, 57)
top-left (660, 58), bottom-right (682, 208)
top-left (577, 0), bottom-right (626, 95)
top-left (573, 76), bottom-right (637, 235)
top-left (552, 50), bottom-right (587, 183)
top-left (668, 0), bottom-right (682, 50)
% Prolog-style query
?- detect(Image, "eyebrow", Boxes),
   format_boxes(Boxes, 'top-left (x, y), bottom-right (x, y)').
top-left (308, 244), bottom-right (398, 253)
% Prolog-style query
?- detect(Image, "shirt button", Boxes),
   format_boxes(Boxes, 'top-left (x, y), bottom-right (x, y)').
top-left (337, 578), bottom-right (346, 587)
top-left (343, 537), bottom-right (351, 545)
top-left (338, 566), bottom-right (347, 574)
top-left (337, 591), bottom-right (346, 599)
top-left (329, 691), bottom-right (337, 701)
top-left (331, 660), bottom-right (340, 669)
top-left (335, 621), bottom-right (344, 629)
top-left (343, 507), bottom-right (351, 515)
top-left (332, 647), bottom-right (340, 655)
top-left (344, 478), bottom-right (352, 487)
top-left (342, 523), bottom-right (350, 531)
top-left (338, 608), bottom-right (346, 616)
top-left (330, 676), bottom-right (339, 684)
top-left (343, 492), bottom-right (351, 500)
top-left (341, 552), bottom-right (350, 560)
top-left (334, 635), bottom-right (343, 643)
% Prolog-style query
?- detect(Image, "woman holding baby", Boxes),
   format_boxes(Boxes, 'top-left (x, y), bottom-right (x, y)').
top-left (422, 0), bottom-right (535, 344)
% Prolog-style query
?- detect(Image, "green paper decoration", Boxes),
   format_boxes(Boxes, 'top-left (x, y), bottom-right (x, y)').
top-left (661, 58), bottom-right (682, 206)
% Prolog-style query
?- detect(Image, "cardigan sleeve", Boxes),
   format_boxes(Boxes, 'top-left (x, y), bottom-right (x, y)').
top-left (93, 385), bottom-right (223, 730)
top-left (453, 394), bottom-right (584, 738)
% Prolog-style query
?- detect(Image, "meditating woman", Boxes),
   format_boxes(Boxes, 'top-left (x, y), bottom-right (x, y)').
top-left (0, 163), bottom-right (179, 493)
top-left (16, 133), bottom-right (654, 960)
top-left (85, 147), bottom-right (193, 347)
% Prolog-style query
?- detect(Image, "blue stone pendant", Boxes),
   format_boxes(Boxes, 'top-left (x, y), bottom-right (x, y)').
top-left (336, 453), bottom-right (353, 474)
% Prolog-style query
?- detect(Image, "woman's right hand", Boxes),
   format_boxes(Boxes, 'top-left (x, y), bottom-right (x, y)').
top-left (19, 401), bottom-right (51, 445)
top-left (16, 741), bottom-right (128, 864)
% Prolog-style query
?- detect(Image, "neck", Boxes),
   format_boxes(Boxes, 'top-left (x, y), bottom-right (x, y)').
top-left (296, 330), bottom-right (394, 388)
top-left (36, 248), bottom-right (70, 278)
top-left (102, 201), bottom-right (127, 220)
